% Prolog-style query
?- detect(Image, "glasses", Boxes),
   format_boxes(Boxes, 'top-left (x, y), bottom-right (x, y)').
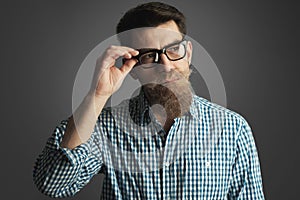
top-left (124, 40), bottom-right (187, 69)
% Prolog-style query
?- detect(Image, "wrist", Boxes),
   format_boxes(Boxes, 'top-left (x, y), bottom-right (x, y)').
top-left (87, 90), bottom-right (110, 102)
top-left (85, 91), bottom-right (109, 113)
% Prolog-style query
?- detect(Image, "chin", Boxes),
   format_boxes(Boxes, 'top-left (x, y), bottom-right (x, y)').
top-left (143, 79), bottom-right (193, 118)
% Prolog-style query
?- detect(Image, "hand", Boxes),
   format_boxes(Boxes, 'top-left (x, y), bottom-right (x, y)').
top-left (90, 45), bottom-right (139, 98)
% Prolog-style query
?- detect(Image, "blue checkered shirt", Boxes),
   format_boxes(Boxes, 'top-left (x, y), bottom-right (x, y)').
top-left (33, 92), bottom-right (264, 199)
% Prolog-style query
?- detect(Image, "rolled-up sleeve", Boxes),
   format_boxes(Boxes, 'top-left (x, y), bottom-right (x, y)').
top-left (33, 119), bottom-right (103, 198)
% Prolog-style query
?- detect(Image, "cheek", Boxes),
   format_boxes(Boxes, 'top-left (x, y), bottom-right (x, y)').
top-left (175, 62), bottom-right (190, 76)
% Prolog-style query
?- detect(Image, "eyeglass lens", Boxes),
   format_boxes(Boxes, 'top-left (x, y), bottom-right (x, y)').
top-left (139, 41), bottom-right (186, 64)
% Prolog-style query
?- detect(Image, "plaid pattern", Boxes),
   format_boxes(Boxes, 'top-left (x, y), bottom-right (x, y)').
top-left (33, 91), bottom-right (264, 199)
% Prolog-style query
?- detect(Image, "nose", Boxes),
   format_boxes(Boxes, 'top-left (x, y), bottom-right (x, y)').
top-left (158, 53), bottom-right (174, 72)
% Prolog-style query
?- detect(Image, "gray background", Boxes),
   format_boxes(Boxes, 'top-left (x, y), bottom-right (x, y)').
top-left (2, 0), bottom-right (299, 199)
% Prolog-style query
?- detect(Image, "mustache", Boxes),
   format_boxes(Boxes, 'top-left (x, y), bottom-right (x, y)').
top-left (151, 71), bottom-right (188, 84)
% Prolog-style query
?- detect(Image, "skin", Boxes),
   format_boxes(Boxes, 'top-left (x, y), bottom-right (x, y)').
top-left (61, 20), bottom-right (193, 149)
top-left (130, 21), bottom-right (192, 83)
top-left (130, 21), bottom-right (193, 131)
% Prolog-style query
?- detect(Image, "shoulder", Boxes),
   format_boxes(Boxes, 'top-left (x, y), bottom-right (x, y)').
top-left (192, 95), bottom-right (247, 121)
top-left (191, 95), bottom-right (252, 136)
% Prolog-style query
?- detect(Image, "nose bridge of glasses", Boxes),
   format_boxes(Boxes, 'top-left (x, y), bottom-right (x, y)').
top-left (134, 43), bottom-right (184, 66)
top-left (156, 49), bottom-right (165, 63)
top-left (141, 49), bottom-right (164, 64)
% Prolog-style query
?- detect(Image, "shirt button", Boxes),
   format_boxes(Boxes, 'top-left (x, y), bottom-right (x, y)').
top-left (206, 161), bottom-right (211, 168)
top-left (158, 130), bottom-right (165, 137)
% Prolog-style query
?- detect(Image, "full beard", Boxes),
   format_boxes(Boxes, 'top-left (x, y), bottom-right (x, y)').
top-left (142, 70), bottom-right (193, 119)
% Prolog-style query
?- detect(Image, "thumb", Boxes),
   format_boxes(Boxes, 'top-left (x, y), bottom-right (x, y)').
top-left (120, 59), bottom-right (138, 75)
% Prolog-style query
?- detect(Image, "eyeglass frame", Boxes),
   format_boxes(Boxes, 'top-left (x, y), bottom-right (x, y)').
top-left (123, 39), bottom-right (188, 68)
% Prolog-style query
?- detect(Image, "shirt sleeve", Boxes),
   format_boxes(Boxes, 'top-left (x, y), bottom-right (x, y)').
top-left (33, 118), bottom-right (104, 198)
top-left (228, 120), bottom-right (265, 200)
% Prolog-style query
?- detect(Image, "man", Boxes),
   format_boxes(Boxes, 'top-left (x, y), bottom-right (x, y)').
top-left (33, 2), bottom-right (265, 199)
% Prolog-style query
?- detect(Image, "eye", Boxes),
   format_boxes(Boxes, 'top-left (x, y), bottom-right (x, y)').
top-left (140, 52), bottom-right (157, 64)
top-left (167, 45), bottom-right (180, 52)
top-left (143, 53), bottom-right (156, 58)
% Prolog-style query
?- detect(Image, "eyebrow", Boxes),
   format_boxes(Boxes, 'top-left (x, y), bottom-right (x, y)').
top-left (136, 39), bottom-right (183, 52)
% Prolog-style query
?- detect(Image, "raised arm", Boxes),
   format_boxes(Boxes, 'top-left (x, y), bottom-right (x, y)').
top-left (33, 46), bottom-right (138, 197)
top-left (61, 46), bottom-right (139, 149)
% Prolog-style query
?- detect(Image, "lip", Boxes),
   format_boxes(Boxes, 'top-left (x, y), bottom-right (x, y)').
top-left (162, 78), bottom-right (180, 84)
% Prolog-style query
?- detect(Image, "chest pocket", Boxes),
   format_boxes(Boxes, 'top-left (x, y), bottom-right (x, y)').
top-left (183, 157), bottom-right (232, 200)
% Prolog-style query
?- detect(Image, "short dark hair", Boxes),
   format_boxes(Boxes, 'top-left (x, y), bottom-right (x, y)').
top-left (116, 2), bottom-right (186, 35)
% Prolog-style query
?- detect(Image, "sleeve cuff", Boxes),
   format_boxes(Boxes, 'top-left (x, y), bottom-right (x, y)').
top-left (59, 142), bottom-right (91, 166)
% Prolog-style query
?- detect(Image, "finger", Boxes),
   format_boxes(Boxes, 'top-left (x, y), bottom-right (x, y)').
top-left (129, 49), bottom-right (139, 56)
top-left (99, 50), bottom-right (127, 69)
top-left (120, 58), bottom-right (138, 74)
top-left (122, 52), bottom-right (133, 59)
top-left (101, 49), bottom-right (138, 69)
top-left (108, 46), bottom-right (138, 57)
top-left (123, 50), bottom-right (139, 59)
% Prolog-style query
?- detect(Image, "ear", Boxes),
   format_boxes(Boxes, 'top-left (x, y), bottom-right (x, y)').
top-left (186, 41), bottom-right (193, 65)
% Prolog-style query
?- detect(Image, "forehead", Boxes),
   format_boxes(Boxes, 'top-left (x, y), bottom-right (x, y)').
top-left (123, 21), bottom-right (183, 49)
